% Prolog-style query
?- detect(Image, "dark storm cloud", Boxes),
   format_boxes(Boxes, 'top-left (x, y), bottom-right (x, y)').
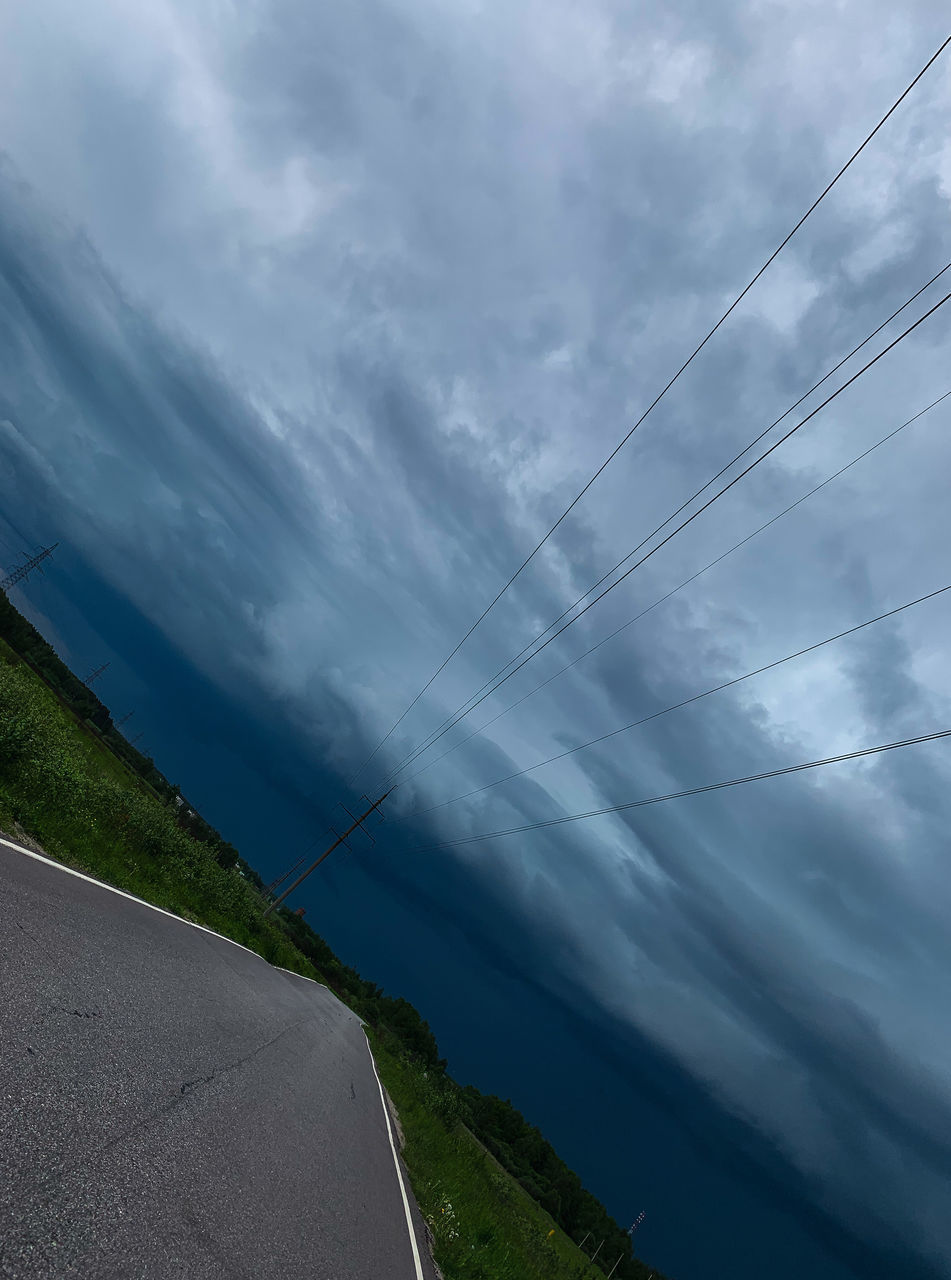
top-left (404, 584), bottom-right (951, 1266)
top-left (2, 3), bottom-right (951, 1277)
top-left (0, 179), bottom-right (581, 736)
top-left (0, 193), bottom-right (316, 610)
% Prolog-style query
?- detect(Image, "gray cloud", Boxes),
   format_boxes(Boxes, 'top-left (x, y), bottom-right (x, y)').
top-left (2, 2), bottom-right (951, 1275)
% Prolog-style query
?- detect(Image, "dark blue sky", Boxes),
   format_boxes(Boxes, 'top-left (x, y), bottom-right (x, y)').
top-left (4, 542), bottom-right (944, 1280)
top-left (2, 4), bottom-right (951, 1277)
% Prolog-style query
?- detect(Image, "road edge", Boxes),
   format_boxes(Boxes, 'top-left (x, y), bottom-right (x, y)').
top-left (1, 833), bottom-right (266, 960)
top-left (2, 832), bottom-right (432, 1278)
top-left (363, 1029), bottom-right (427, 1280)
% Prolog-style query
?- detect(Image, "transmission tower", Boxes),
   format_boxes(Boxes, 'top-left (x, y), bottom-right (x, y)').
top-left (128, 732), bottom-right (144, 748)
top-left (84, 662), bottom-right (110, 687)
top-left (1, 543), bottom-right (58, 592)
top-left (116, 710), bottom-right (135, 728)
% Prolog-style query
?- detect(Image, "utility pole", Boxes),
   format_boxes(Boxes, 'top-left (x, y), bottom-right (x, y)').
top-left (1, 543), bottom-right (58, 591)
top-left (116, 710), bottom-right (135, 728)
top-left (84, 662), bottom-right (110, 686)
top-left (590, 1240), bottom-right (604, 1264)
top-left (265, 791), bottom-right (384, 899)
top-left (263, 791), bottom-right (391, 917)
top-left (606, 1255), bottom-right (625, 1280)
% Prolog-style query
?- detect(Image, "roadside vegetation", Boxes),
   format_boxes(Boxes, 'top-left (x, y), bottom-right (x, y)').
top-left (0, 590), bottom-right (666, 1280)
top-left (0, 645), bottom-right (310, 973)
top-left (370, 1033), bottom-right (663, 1280)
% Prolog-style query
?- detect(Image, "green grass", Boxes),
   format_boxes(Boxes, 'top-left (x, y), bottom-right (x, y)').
top-left (0, 642), bottom-right (663, 1280)
top-left (0, 648), bottom-right (313, 976)
top-left (0, 637), bottom-right (138, 789)
top-left (369, 1033), bottom-right (618, 1280)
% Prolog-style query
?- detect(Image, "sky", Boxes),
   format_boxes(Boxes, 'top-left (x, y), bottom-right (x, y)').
top-left (1, 3), bottom-right (951, 1278)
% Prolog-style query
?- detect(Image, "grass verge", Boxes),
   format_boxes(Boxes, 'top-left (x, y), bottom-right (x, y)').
top-left (0, 634), bottom-right (667, 1280)
top-left (369, 1031), bottom-right (624, 1280)
top-left (0, 649), bottom-right (312, 975)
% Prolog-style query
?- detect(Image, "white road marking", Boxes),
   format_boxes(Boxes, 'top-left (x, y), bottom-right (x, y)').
top-left (363, 1031), bottom-right (427, 1280)
top-left (1, 835), bottom-right (262, 960)
top-left (275, 966), bottom-right (322, 984)
top-left (3, 833), bottom-right (428, 1275)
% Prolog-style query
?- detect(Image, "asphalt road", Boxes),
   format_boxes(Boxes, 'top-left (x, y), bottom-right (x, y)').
top-left (0, 839), bottom-right (437, 1280)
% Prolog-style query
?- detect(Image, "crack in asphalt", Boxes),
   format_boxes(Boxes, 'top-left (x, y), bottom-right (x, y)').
top-left (181, 1075), bottom-right (214, 1095)
top-left (7, 1015), bottom-right (313, 1207)
top-left (14, 921), bottom-right (43, 948)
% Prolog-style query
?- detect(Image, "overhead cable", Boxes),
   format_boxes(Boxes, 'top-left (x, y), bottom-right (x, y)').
top-left (394, 578), bottom-right (951, 818)
top-left (381, 289), bottom-right (951, 784)
top-left (347, 34), bottom-right (951, 789)
top-left (404, 729), bottom-right (951, 851)
top-left (393, 390), bottom-right (951, 787)
top-left (379, 266), bottom-right (951, 779)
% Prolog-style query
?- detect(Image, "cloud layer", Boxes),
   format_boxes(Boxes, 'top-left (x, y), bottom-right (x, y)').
top-left (2, 2), bottom-right (951, 1275)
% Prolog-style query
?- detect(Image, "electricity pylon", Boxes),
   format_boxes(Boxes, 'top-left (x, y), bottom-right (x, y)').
top-left (1, 543), bottom-right (58, 591)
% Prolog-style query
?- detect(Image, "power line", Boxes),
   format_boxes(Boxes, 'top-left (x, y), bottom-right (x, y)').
top-left (393, 389), bottom-right (951, 789)
top-left (265, 847), bottom-right (317, 897)
top-left (378, 265), bottom-right (951, 781)
top-left (405, 728), bottom-right (951, 852)
top-left (381, 289), bottom-right (951, 784)
top-left (348, 34), bottom-right (951, 789)
top-left (394, 580), bottom-right (951, 820)
top-left (0, 515), bottom-right (37, 549)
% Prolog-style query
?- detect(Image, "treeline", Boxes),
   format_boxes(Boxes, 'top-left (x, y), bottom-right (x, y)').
top-left (276, 905), bottom-right (446, 1066)
top-left (462, 1089), bottom-right (659, 1279)
top-left (275, 904), bottom-right (662, 1279)
top-left (0, 590), bottom-right (112, 730)
top-left (1, 587), bottom-right (663, 1279)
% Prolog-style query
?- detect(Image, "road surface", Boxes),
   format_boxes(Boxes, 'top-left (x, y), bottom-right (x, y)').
top-left (0, 838), bottom-right (437, 1280)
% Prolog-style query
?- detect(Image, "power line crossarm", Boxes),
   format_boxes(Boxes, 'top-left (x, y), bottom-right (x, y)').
top-left (262, 791), bottom-right (392, 915)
